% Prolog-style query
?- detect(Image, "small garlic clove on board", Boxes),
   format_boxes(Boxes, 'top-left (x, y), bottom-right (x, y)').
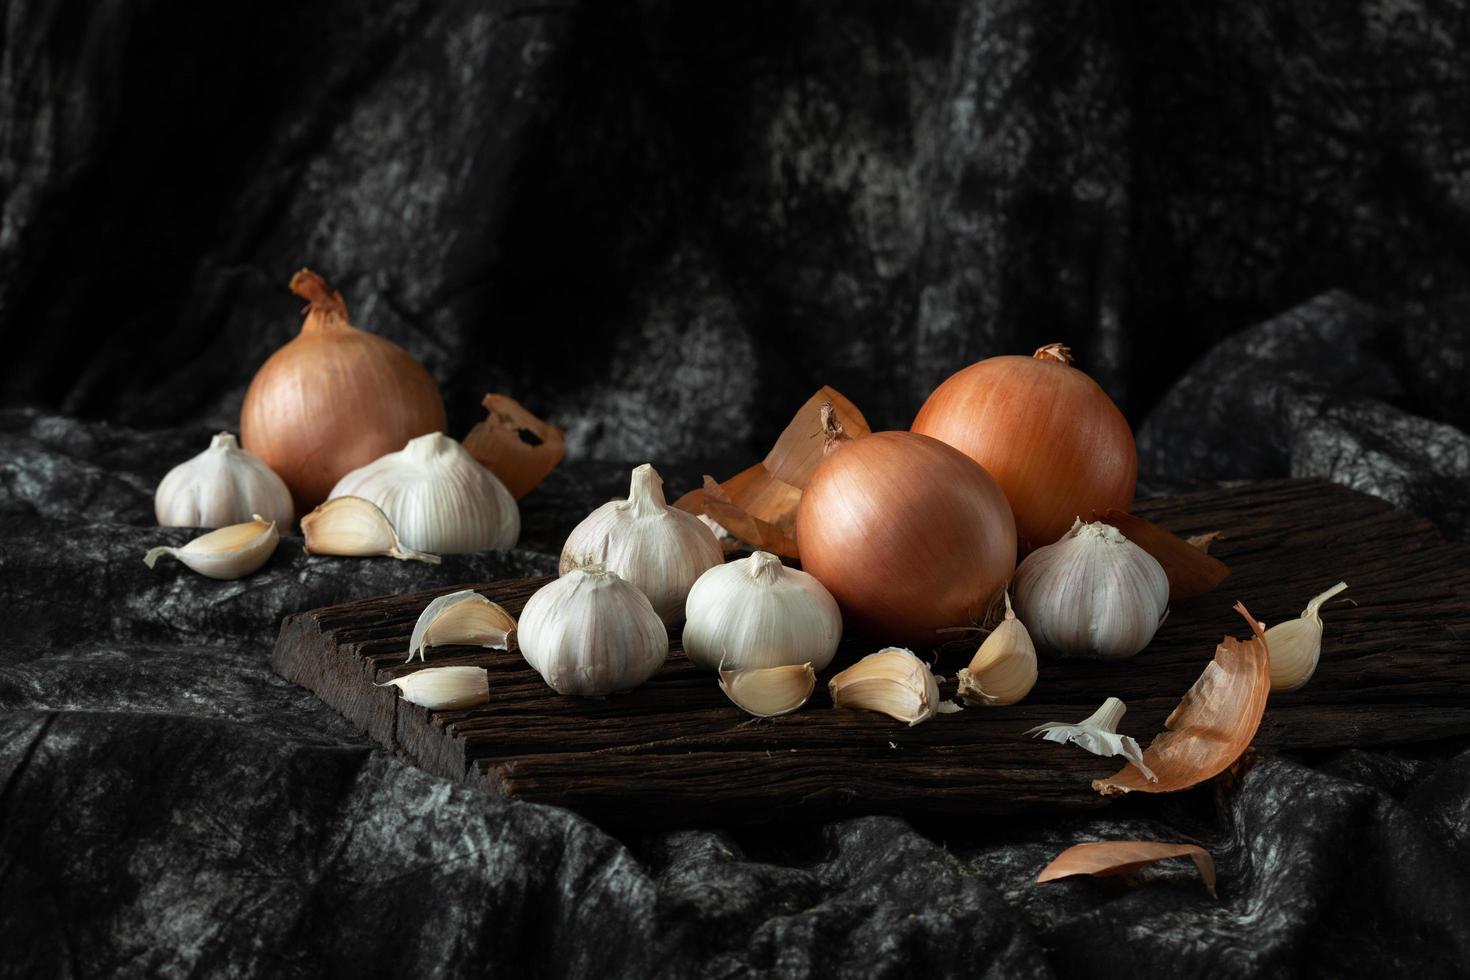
top-left (560, 463), bottom-right (724, 624)
top-left (828, 647), bottom-right (943, 726)
top-left (1013, 519), bottom-right (1169, 659)
top-left (1025, 697), bottom-right (1156, 781)
top-left (1266, 581), bottom-right (1349, 692)
top-left (719, 663), bottom-right (816, 718)
top-left (300, 496), bottom-right (441, 564)
top-left (143, 515), bottom-right (279, 580)
top-left (955, 591), bottom-right (1037, 706)
top-left (407, 589), bottom-right (517, 663)
top-left (155, 432), bottom-right (295, 529)
top-left (518, 564), bottom-right (670, 697)
top-left (682, 551), bottom-right (843, 671)
top-left (379, 666), bottom-right (490, 710)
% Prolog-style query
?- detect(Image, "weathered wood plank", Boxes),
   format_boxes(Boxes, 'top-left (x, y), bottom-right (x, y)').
top-left (271, 479), bottom-right (1470, 827)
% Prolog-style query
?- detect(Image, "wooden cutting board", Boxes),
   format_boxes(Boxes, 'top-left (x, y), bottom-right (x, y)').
top-left (271, 479), bottom-right (1470, 827)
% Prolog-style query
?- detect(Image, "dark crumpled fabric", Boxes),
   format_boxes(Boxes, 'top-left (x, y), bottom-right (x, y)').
top-left (5, 0), bottom-right (1470, 975)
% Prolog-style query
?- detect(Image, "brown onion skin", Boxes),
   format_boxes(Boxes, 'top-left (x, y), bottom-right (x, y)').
top-left (796, 430), bottom-right (1016, 647)
top-left (241, 271), bottom-right (446, 511)
top-left (912, 346), bottom-right (1136, 553)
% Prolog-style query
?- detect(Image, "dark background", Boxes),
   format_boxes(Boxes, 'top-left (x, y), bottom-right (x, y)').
top-left (4, 2), bottom-right (1470, 977)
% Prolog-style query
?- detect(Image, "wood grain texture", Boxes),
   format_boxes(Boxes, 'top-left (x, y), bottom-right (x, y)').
top-left (271, 479), bottom-right (1470, 827)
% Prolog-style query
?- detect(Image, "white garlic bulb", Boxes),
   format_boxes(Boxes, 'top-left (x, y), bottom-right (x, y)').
top-left (1013, 519), bottom-right (1169, 659)
top-left (682, 551), bottom-right (842, 671)
top-left (518, 565), bottom-right (669, 697)
top-left (1267, 581), bottom-right (1348, 692)
top-left (155, 432), bottom-right (293, 528)
top-left (329, 432), bottom-right (519, 554)
top-left (560, 463), bottom-right (723, 624)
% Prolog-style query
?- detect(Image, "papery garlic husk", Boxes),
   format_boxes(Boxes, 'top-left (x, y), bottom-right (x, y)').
top-left (682, 551), bottom-right (842, 671)
top-left (719, 663), bottom-right (816, 718)
top-left (828, 648), bottom-right (943, 726)
top-left (330, 432), bottom-right (519, 554)
top-left (1014, 519), bottom-right (1169, 659)
top-left (379, 666), bottom-right (490, 710)
top-left (1267, 581), bottom-right (1349, 692)
top-left (143, 515), bottom-right (278, 580)
top-left (560, 464), bottom-right (723, 624)
top-left (955, 591), bottom-right (1037, 706)
top-left (155, 432), bottom-right (294, 529)
top-left (517, 565), bottom-right (669, 697)
top-left (407, 589), bottom-right (517, 663)
top-left (300, 496), bottom-right (440, 563)
top-left (1025, 697), bottom-right (1156, 781)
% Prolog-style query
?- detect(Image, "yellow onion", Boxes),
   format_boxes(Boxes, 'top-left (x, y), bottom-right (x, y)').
top-left (796, 418), bottom-right (1016, 646)
top-left (241, 269), bottom-right (447, 510)
top-left (912, 343), bottom-right (1135, 552)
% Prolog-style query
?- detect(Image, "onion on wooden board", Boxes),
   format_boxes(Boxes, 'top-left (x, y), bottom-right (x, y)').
top-left (241, 269), bottom-right (446, 510)
top-left (912, 343), bottom-right (1135, 553)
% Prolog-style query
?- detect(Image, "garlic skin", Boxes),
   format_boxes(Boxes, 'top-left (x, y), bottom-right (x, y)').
top-left (155, 432), bottom-right (294, 529)
top-left (955, 592), bottom-right (1037, 706)
top-left (329, 432), bottom-right (519, 554)
top-left (1267, 581), bottom-right (1349, 692)
top-left (719, 663), bottom-right (816, 718)
top-left (300, 495), bottom-right (440, 563)
top-left (560, 463), bottom-right (723, 624)
top-left (407, 589), bottom-right (517, 663)
top-left (828, 647), bottom-right (942, 726)
top-left (1026, 697), bottom-right (1156, 781)
top-left (380, 666), bottom-right (490, 710)
top-left (143, 515), bottom-right (278, 580)
top-left (682, 551), bottom-right (842, 671)
top-left (1013, 519), bottom-right (1169, 659)
top-left (518, 566), bottom-right (669, 697)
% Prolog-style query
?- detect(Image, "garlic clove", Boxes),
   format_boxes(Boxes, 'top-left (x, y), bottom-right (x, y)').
top-left (1267, 581), bottom-right (1349, 692)
top-left (828, 647), bottom-right (943, 726)
top-left (955, 591), bottom-right (1037, 706)
top-left (155, 431), bottom-right (295, 529)
top-left (378, 666), bottom-right (490, 711)
top-left (1025, 697), bottom-right (1156, 781)
top-left (682, 551), bottom-right (843, 671)
top-left (718, 662), bottom-right (816, 718)
top-left (143, 515), bottom-right (279, 580)
top-left (1013, 519), bottom-right (1169, 659)
top-left (407, 589), bottom-right (517, 663)
top-left (559, 463), bottom-right (724, 624)
top-left (301, 496), bottom-right (441, 564)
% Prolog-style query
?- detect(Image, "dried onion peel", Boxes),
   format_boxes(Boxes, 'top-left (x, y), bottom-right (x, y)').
top-left (1036, 841), bottom-right (1216, 897)
top-left (463, 393), bottom-right (565, 499)
top-left (1093, 602), bottom-right (1269, 796)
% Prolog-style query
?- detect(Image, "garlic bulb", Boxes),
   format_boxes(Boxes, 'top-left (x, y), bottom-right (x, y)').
top-left (329, 432), bottom-right (519, 554)
top-left (560, 463), bottom-right (723, 624)
top-left (1013, 519), bottom-right (1169, 659)
top-left (682, 551), bottom-right (842, 671)
top-left (143, 515), bottom-right (278, 580)
top-left (828, 647), bottom-right (943, 726)
top-left (300, 496), bottom-right (440, 563)
top-left (407, 589), bottom-right (516, 663)
top-left (955, 592), bottom-right (1037, 706)
top-left (154, 432), bottom-right (294, 529)
top-left (380, 666), bottom-right (490, 710)
top-left (1267, 581), bottom-right (1349, 692)
top-left (719, 663), bottom-right (816, 718)
top-left (517, 565), bottom-right (669, 697)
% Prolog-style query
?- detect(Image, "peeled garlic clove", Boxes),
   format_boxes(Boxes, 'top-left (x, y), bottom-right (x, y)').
top-left (330, 432), bottom-right (519, 554)
top-left (407, 589), bottom-right (517, 663)
top-left (1025, 697), bottom-right (1156, 781)
top-left (1014, 519), bottom-right (1169, 659)
top-left (683, 551), bottom-right (843, 671)
top-left (1267, 581), bottom-right (1349, 692)
top-left (462, 393), bottom-right (566, 500)
top-left (955, 591), bottom-right (1037, 706)
top-left (155, 432), bottom-right (294, 529)
top-left (143, 515), bottom-right (279, 580)
top-left (560, 463), bottom-right (723, 624)
top-left (828, 647), bottom-right (943, 726)
top-left (379, 666), bottom-right (490, 710)
top-left (301, 496), bottom-right (441, 563)
top-left (719, 663), bottom-right (816, 718)
top-left (518, 565), bottom-right (669, 697)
